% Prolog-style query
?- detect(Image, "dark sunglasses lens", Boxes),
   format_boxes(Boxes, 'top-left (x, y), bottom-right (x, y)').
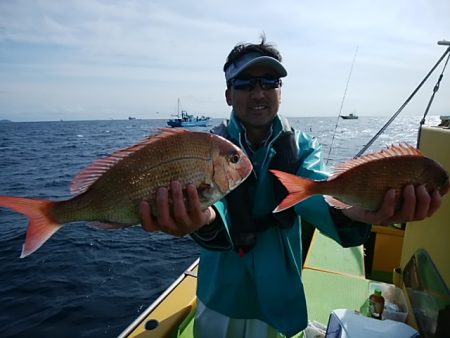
top-left (232, 78), bottom-right (254, 90)
top-left (232, 77), bottom-right (280, 90)
top-left (260, 78), bottom-right (280, 89)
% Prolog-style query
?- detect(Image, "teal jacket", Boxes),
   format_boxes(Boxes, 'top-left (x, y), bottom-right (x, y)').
top-left (192, 113), bottom-right (371, 336)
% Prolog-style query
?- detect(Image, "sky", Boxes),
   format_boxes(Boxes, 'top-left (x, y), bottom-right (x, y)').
top-left (0, 0), bottom-right (449, 122)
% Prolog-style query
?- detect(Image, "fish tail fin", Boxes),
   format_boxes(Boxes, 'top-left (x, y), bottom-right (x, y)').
top-left (270, 170), bottom-right (316, 213)
top-left (0, 196), bottom-right (61, 258)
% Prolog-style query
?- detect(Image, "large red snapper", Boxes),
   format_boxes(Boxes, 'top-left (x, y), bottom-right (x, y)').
top-left (0, 128), bottom-right (253, 258)
top-left (271, 144), bottom-right (449, 212)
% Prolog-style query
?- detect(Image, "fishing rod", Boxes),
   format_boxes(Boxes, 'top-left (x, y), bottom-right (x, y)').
top-left (354, 40), bottom-right (450, 159)
top-left (417, 40), bottom-right (450, 147)
top-left (326, 46), bottom-right (359, 165)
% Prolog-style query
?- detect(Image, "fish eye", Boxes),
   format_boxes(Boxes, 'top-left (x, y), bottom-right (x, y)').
top-left (229, 152), bottom-right (240, 164)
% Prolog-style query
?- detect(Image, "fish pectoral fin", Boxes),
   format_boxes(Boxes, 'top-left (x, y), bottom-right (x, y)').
top-left (90, 221), bottom-right (129, 230)
top-left (324, 196), bottom-right (352, 209)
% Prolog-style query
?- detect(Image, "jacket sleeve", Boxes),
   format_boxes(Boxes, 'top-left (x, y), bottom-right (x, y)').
top-left (190, 201), bottom-right (234, 251)
top-left (294, 132), bottom-right (372, 247)
top-left (190, 120), bottom-right (235, 251)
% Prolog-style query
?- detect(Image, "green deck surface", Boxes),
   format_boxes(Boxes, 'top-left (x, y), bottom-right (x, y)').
top-left (302, 268), bottom-right (369, 325)
top-left (177, 269), bottom-right (370, 338)
top-left (177, 309), bottom-right (195, 338)
top-left (304, 230), bottom-right (365, 278)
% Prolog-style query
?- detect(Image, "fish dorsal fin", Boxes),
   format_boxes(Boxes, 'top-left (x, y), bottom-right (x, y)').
top-left (330, 143), bottom-right (422, 179)
top-left (70, 128), bottom-right (189, 195)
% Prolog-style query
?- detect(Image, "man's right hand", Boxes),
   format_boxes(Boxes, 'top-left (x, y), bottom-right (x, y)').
top-left (139, 181), bottom-right (216, 236)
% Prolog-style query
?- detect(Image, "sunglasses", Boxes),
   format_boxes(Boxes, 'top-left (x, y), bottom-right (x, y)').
top-left (229, 77), bottom-right (282, 91)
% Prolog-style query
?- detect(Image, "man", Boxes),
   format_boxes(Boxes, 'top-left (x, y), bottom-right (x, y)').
top-left (140, 37), bottom-right (442, 337)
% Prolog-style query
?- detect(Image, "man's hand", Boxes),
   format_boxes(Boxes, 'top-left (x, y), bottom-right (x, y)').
top-left (342, 184), bottom-right (442, 225)
top-left (139, 181), bottom-right (216, 236)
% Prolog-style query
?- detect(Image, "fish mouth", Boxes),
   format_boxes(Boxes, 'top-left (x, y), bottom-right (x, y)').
top-left (227, 160), bottom-right (253, 192)
top-left (229, 163), bottom-right (253, 190)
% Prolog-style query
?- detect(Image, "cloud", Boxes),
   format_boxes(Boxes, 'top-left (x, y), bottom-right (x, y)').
top-left (0, 0), bottom-right (449, 121)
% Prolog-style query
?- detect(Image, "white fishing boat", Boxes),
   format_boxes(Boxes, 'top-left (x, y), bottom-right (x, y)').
top-left (166, 111), bottom-right (210, 128)
top-left (167, 99), bottom-right (210, 128)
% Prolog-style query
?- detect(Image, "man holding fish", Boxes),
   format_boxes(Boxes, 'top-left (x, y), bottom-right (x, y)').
top-left (0, 34), bottom-right (445, 337)
top-left (139, 37), bottom-right (446, 337)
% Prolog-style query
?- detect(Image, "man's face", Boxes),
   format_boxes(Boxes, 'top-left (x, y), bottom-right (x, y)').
top-left (225, 65), bottom-right (282, 131)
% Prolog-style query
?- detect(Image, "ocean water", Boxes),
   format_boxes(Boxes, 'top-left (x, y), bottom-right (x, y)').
top-left (0, 115), bottom-right (441, 337)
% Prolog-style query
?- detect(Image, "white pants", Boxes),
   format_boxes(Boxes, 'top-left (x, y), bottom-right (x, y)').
top-left (193, 300), bottom-right (286, 338)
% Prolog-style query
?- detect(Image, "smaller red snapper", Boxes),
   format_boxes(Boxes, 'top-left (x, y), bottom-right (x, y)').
top-left (271, 144), bottom-right (449, 213)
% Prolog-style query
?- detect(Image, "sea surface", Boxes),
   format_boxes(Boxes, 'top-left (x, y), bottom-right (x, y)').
top-left (0, 115), bottom-right (441, 337)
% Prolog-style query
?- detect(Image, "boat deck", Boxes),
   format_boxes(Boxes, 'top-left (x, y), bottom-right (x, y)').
top-left (304, 230), bottom-right (365, 278)
top-left (122, 230), bottom-right (372, 337)
top-left (176, 231), bottom-right (370, 337)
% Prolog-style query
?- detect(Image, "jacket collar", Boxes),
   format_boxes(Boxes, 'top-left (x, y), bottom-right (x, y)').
top-left (227, 112), bottom-right (292, 148)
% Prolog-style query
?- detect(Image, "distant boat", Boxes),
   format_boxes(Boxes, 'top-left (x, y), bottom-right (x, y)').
top-left (167, 99), bottom-right (210, 128)
top-left (340, 113), bottom-right (358, 120)
top-left (128, 116), bottom-right (137, 120)
top-left (438, 115), bottom-right (449, 128)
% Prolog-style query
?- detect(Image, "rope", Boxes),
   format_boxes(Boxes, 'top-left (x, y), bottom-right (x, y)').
top-left (353, 45), bottom-right (450, 159)
top-left (417, 50), bottom-right (450, 147)
top-left (326, 46), bottom-right (359, 165)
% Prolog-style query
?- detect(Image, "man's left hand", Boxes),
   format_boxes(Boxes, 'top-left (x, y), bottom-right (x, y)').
top-left (342, 184), bottom-right (442, 225)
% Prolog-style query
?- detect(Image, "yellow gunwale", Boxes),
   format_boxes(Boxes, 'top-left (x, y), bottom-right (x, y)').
top-left (118, 258), bottom-right (199, 338)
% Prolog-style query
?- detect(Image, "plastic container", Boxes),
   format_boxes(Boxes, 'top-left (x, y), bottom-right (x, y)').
top-left (326, 309), bottom-right (420, 337)
top-left (368, 282), bottom-right (408, 322)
